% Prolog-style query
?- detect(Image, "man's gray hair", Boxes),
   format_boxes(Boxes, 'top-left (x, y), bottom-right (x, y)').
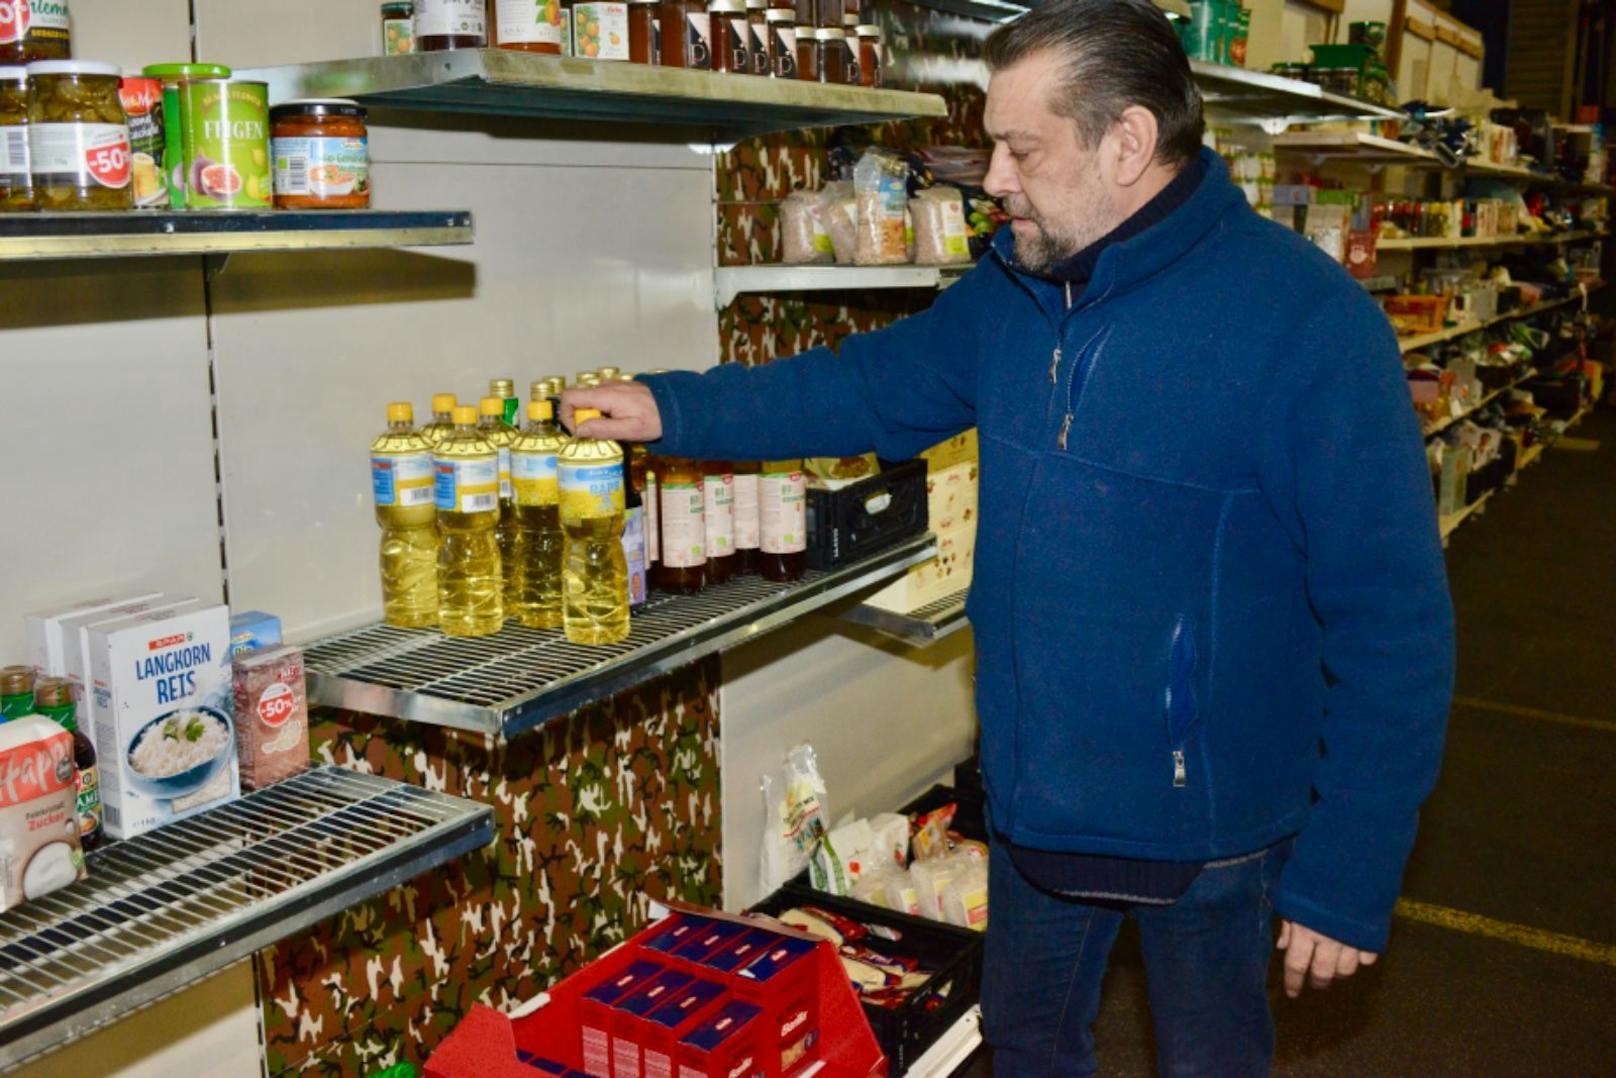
top-left (984, 0), bottom-right (1206, 169)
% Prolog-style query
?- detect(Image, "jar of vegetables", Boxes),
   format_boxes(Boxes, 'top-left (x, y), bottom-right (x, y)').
top-left (26, 60), bottom-right (134, 212)
top-left (0, 1), bottom-right (72, 64)
top-left (0, 66), bottom-right (31, 210)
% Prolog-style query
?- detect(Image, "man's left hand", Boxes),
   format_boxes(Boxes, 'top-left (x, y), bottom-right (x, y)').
top-left (1277, 920), bottom-right (1378, 997)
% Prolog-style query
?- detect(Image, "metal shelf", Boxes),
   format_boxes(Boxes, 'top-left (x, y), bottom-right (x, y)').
top-left (1378, 229), bottom-right (1606, 251)
top-left (1398, 284), bottom-right (1602, 355)
top-left (715, 264), bottom-right (948, 306)
top-left (906, 0), bottom-right (1188, 21)
top-left (239, 51), bottom-right (947, 140)
top-left (0, 209), bottom-right (473, 262)
top-left (1190, 61), bottom-right (1402, 127)
top-left (0, 767), bottom-right (492, 1069)
top-left (304, 534), bottom-right (938, 738)
top-left (841, 588), bottom-right (969, 646)
top-left (1273, 132), bottom-right (1616, 194)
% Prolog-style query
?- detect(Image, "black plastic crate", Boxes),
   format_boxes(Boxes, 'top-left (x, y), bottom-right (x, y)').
top-left (805, 458), bottom-right (929, 570)
top-left (750, 887), bottom-right (983, 1075)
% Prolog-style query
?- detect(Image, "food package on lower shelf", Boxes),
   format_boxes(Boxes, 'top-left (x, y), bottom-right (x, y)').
top-left (0, 716), bottom-right (89, 912)
top-left (87, 602), bottom-right (239, 839)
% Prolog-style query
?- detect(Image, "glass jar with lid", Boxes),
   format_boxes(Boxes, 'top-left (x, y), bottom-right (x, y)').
top-left (656, 0), bottom-right (712, 69)
top-left (26, 61), bottom-right (134, 212)
top-left (415, 0), bottom-right (487, 51)
top-left (710, 0), bottom-right (748, 73)
top-left (0, 66), bottom-right (32, 210)
top-left (764, 10), bottom-right (797, 78)
top-left (795, 20), bottom-right (817, 80)
top-left (0, 1), bottom-right (71, 63)
top-left (745, 0), bottom-right (769, 76)
top-left (270, 99), bottom-right (371, 210)
top-left (382, 2), bottom-right (416, 55)
top-left (627, 0), bottom-right (660, 63)
top-left (490, 0), bottom-right (562, 52)
top-left (814, 26), bottom-right (848, 84)
top-left (855, 23), bottom-right (879, 87)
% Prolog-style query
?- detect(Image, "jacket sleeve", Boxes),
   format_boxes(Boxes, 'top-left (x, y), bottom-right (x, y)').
top-left (1258, 295), bottom-right (1455, 954)
top-left (641, 267), bottom-right (983, 462)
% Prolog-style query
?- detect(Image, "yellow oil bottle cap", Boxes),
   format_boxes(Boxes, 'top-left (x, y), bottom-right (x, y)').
top-left (478, 396), bottom-right (503, 417)
top-left (387, 401), bottom-right (414, 423)
top-left (452, 405), bottom-right (478, 425)
top-left (431, 392), bottom-right (456, 413)
top-left (529, 399), bottom-right (554, 421)
top-left (574, 408), bottom-right (602, 424)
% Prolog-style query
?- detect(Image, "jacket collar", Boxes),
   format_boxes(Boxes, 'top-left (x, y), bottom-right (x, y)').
top-left (991, 147), bottom-right (1246, 308)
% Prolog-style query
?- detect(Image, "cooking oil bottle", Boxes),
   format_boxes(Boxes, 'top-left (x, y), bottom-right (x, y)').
top-left (434, 405), bottom-right (504, 636)
top-left (509, 399), bottom-right (567, 629)
top-left (371, 402), bottom-right (439, 628)
top-left (477, 396), bottom-right (519, 604)
top-left (558, 409), bottom-right (630, 644)
top-left (421, 393), bottom-right (457, 448)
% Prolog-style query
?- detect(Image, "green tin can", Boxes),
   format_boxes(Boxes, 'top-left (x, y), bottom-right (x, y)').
top-left (142, 63), bottom-right (231, 208)
top-left (1180, 1), bottom-right (1218, 63)
top-left (179, 78), bottom-right (271, 210)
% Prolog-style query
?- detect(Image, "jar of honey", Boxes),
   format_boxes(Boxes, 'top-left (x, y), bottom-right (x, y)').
top-left (627, 0), bottom-right (660, 63)
top-left (855, 23), bottom-right (880, 87)
top-left (814, 27), bottom-right (848, 85)
top-left (710, 0), bottom-right (749, 74)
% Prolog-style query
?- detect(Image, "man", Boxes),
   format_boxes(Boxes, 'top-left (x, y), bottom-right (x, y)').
top-left (565, 0), bottom-right (1454, 1072)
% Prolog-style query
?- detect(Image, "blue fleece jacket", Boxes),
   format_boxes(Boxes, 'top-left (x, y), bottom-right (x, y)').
top-left (644, 148), bottom-right (1455, 952)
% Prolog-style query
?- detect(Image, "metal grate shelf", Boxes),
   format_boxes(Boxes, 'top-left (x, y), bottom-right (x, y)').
top-left (841, 588), bottom-right (970, 647)
top-left (0, 767), bottom-right (491, 1069)
top-left (305, 534), bottom-right (937, 738)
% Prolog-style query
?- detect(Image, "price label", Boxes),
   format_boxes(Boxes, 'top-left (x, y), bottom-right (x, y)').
top-left (84, 130), bottom-right (131, 189)
top-left (257, 682), bottom-right (296, 727)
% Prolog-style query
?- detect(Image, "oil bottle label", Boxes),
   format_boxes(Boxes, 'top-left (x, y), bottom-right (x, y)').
top-left (497, 446), bottom-right (513, 501)
top-left (512, 449), bottom-right (559, 506)
top-left (435, 456), bottom-right (499, 513)
top-left (733, 473), bottom-right (760, 551)
top-left (372, 452), bottom-right (435, 508)
top-left (623, 507), bottom-right (648, 606)
top-left (659, 480), bottom-right (705, 569)
top-left (704, 472), bottom-right (735, 558)
top-left (760, 470), bottom-right (806, 554)
top-left (645, 472), bottom-right (660, 563)
top-left (559, 461), bottom-right (624, 521)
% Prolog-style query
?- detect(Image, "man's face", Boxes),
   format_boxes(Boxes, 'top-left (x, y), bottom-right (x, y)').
top-left (983, 51), bottom-right (1122, 273)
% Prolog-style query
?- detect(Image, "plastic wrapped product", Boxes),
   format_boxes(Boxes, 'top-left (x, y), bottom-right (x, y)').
top-left (938, 858), bottom-right (989, 931)
top-left (758, 743), bottom-right (829, 894)
top-left (853, 148), bottom-right (909, 265)
top-left (867, 812), bottom-right (909, 868)
top-left (817, 180), bottom-right (857, 264)
top-left (780, 188), bottom-right (832, 264)
top-left (0, 716), bottom-right (88, 912)
top-left (909, 851), bottom-right (976, 922)
top-left (851, 863), bottom-right (923, 917)
top-left (911, 186), bottom-right (973, 265)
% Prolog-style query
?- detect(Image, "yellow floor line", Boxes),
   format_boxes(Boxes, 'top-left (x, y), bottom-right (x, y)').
top-left (1394, 899), bottom-right (1616, 967)
top-left (1451, 696), bottom-right (1616, 734)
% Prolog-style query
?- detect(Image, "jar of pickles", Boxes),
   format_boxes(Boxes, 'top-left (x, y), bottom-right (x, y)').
top-left (26, 61), bottom-right (134, 212)
top-left (0, 1), bottom-right (72, 64)
top-left (0, 66), bottom-right (31, 210)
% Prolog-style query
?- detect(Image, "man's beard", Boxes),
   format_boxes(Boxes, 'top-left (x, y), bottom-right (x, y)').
top-left (1004, 189), bottom-right (1116, 273)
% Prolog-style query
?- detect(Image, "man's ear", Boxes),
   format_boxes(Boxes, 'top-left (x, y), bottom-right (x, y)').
top-left (1110, 105), bottom-right (1162, 187)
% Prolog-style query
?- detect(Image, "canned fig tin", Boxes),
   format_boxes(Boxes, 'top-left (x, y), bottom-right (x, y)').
top-left (141, 62), bottom-right (230, 208)
top-left (179, 78), bottom-right (270, 210)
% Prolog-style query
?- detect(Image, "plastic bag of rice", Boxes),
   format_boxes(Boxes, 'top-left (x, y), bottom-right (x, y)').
top-left (911, 186), bottom-right (973, 265)
top-left (853, 149), bottom-right (909, 265)
top-left (817, 181), bottom-right (858, 265)
top-left (781, 189), bottom-right (833, 265)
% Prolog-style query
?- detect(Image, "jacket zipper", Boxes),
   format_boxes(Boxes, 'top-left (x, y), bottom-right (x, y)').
top-left (1165, 614), bottom-right (1198, 789)
top-left (1056, 326), bottom-right (1110, 450)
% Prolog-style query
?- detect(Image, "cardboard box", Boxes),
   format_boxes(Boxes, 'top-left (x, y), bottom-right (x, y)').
top-left (87, 603), bottom-right (238, 839)
top-left (580, 959), bottom-right (664, 1077)
top-left (612, 970), bottom-right (694, 1078)
top-left (675, 1001), bottom-right (765, 1078)
top-left (918, 428), bottom-right (977, 473)
top-left (735, 935), bottom-right (820, 1074)
top-left (862, 526), bottom-right (976, 615)
top-left (57, 594), bottom-right (196, 735)
top-left (638, 979), bottom-right (727, 1078)
top-left (25, 593), bottom-right (161, 678)
top-left (926, 462), bottom-right (977, 535)
top-left (228, 610), bottom-right (283, 657)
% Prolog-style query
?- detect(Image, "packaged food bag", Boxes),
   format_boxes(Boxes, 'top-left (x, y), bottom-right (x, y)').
top-left (232, 645), bottom-right (309, 790)
top-left (911, 186), bottom-right (973, 265)
top-left (759, 743), bottom-right (829, 894)
top-left (910, 851), bottom-right (976, 922)
top-left (938, 858), bottom-right (989, 931)
top-left (818, 181), bottom-right (858, 265)
top-left (853, 149), bottom-right (910, 265)
top-left (781, 189), bottom-right (833, 265)
top-left (0, 716), bottom-right (89, 912)
top-left (852, 863), bottom-right (923, 917)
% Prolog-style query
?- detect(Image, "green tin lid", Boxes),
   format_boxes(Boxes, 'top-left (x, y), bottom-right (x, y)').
top-left (381, 2), bottom-right (413, 15)
top-left (142, 62), bottom-right (232, 79)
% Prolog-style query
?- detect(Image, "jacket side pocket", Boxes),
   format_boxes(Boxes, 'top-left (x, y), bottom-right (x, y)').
top-left (1165, 614), bottom-right (1199, 788)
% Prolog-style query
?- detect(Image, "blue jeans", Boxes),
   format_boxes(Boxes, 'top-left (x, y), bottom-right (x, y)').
top-left (981, 836), bottom-right (1292, 1077)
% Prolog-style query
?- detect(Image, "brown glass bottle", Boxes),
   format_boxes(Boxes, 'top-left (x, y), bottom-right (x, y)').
top-left (33, 678), bottom-right (103, 851)
top-left (758, 459), bottom-right (807, 582)
top-left (416, 0), bottom-right (489, 51)
top-left (732, 459), bottom-right (761, 575)
top-left (655, 455), bottom-right (707, 593)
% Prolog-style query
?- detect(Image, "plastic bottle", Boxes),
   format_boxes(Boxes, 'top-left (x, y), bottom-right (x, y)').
top-left (558, 409), bottom-right (631, 645)
top-left (478, 395), bottom-right (520, 605)
top-left (732, 459), bottom-right (761, 575)
top-left (0, 665), bottom-right (35, 721)
top-left (421, 393), bottom-right (458, 448)
top-left (655, 456), bottom-right (706, 594)
top-left (631, 444), bottom-right (659, 570)
top-left (622, 458), bottom-right (650, 609)
top-left (510, 399), bottom-right (568, 629)
top-left (491, 377), bottom-right (521, 428)
top-left (434, 405), bottom-right (504, 636)
top-left (33, 678), bottom-right (103, 850)
top-left (703, 461), bottom-right (737, 583)
top-left (759, 458), bottom-right (807, 582)
top-left (371, 402), bottom-right (440, 628)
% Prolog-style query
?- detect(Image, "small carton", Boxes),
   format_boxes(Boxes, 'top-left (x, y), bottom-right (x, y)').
top-left (232, 645), bottom-right (309, 790)
top-left (0, 716), bottom-right (88, 912)
top-left (695, 929), bottom-right (778, 978)
top-left (676, 1000), bottom-right (763, 1078)
top-left (57, 594), bottom-right (196, 735)
top-left (735, 936), bottom-right (819, 1075)
top-left (668, 921), bottom-right (751, 969)
top-left (641, 913), bottom-right (714, 957)
top-left (228, 610), bottom-right (283, 657)
top-left (580, 959), bottom-right (663, 1077)
top-left (612, 969), bottom-right (694, 1077)
top-left (87, 603), bottom-right (238, 839)
top-left (25, 592), bottom-right (161, 678)
top-left (640, 979), bottom-right (727, 1078)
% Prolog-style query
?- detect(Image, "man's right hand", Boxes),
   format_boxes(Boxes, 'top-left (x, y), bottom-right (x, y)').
top-left (561, 380), bottom-right (664, 443)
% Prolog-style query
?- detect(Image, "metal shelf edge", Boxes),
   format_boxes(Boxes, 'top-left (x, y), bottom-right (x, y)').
top-left (0, 770), bottom-right (493, 1070)
top-left (840, 590), bottom-right (970, 646)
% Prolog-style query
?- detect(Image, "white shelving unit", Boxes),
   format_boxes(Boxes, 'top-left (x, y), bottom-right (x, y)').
top-left (1398, 283), bottom-right (1604, 355)
top-left (1378, 230), bottom-right (1607, 251)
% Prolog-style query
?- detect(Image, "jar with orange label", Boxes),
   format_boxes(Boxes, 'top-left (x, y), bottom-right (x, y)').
top-left (269, 99), bottom-right (371, 210)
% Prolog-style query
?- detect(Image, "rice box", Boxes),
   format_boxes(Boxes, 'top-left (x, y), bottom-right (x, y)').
top-left (0, 716), bottom-right (88, 912)
top-left (87, 603), bottom-right (238, 839)
top-left (53, 593), bottom-right (195, 733)
top-left (25, 592), bottom-right (161, 677)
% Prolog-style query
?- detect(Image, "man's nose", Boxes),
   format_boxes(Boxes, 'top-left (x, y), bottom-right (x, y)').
top-left (983, 144), bottom-right (1018, 201)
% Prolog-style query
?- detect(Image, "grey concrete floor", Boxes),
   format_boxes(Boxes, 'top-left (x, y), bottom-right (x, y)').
top-left (960, 409), bottom-right (1616, 1076)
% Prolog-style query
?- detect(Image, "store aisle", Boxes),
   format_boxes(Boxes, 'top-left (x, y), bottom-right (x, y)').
top-left (962, 410), bottom-right (1616, 1076)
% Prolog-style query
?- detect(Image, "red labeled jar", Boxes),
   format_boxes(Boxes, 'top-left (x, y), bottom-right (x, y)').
top-left (269, 99), bottom-right (370, 209)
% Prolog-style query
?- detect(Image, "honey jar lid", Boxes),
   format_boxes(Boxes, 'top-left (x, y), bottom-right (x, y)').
top-left (26, 60), bottom-right (123, 79)
top-left (271, 99), bottom-right (367, 123)
top-left (815, 27), bottom-right (847, 40)
top-left (0, 666), bottom-right (34, 696)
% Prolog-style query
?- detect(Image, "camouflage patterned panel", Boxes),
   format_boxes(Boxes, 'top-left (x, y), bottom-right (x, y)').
top-left (720, 290), bottom-right (939, 368)
top-left (257, 657), bottom-right (722, 1076)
